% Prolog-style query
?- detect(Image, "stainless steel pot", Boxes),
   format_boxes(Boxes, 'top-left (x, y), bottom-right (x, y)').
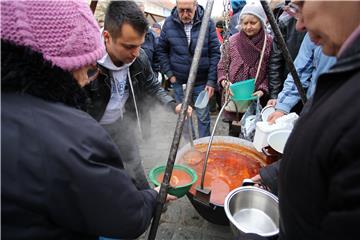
top-left (224, 186), bottom-right (279, 239)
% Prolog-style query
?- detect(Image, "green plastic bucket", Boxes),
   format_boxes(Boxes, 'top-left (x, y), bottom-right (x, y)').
top-left (230, 79), bottom-right (255, 100)
top-left (149, 164), bottom-right (197, 198)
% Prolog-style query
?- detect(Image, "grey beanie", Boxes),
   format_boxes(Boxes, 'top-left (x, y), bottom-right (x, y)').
top-left (239, 1), bottom-right (267, 26)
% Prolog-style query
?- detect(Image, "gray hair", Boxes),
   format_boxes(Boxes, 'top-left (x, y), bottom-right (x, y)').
top-left (176, 0), bottom-right (198, 6)
top-left (236, 13), bottom-right (265, 31)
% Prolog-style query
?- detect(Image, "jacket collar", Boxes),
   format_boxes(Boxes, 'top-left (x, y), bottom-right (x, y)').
top-left (129, 57), bottom-right (143, 79)
top-left (338, 25), bottom-right (360, 59)
top-left (327, 33), bottom-right (360, 75)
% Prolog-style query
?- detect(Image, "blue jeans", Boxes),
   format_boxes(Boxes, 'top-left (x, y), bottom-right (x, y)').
top-left (173, 83), bottom-right (211, 139)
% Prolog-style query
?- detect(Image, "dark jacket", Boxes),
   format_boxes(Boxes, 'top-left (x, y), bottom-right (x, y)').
top-left (260, 160), bottom-right (280, 196)
top-left (157, 5), bottom-right (221, 88)
top-left (268, 15), bottom-right (306, 99)
top-left (229, 0), bottom-right (246, 36)
top-left (142, 29), bottom-right (161, 73)
top-left (1, 41), bottom-right (157, 239)
top-left (85, 49), bottom-right (176, 134)
top-left (229, 12), bottom-right (241, 36)
top-left (279, 33), bottom-right (360, 239)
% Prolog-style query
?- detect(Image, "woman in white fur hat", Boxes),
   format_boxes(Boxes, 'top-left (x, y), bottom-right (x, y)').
top-left (217, 1), bottom-right (273, 137)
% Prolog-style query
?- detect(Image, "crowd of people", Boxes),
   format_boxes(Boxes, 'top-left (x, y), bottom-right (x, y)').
top-left (2, 0), bottom-right (360, 239)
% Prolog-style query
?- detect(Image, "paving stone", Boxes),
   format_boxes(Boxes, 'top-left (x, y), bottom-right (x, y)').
top-left (171, 226), bottom-right (202, 240)
top-left (202, 221), bottom-right (234, 239)
top-left (159, 201), bottom-right (182, 224)
top-left (202, 233), bottom-right (234, 240)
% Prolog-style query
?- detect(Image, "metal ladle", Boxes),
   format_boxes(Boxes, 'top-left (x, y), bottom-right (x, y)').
top-left (182, 116), bottom-right (204, 165)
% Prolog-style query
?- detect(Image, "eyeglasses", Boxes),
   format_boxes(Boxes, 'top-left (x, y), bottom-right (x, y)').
top-left (178, 8), bottom-right (194, 14)
top-left (283, 2), bottom-right (301, 19)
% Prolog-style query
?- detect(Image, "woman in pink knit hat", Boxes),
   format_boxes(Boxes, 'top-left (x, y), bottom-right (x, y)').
top-left (1, 1), bottom-right (175, 239)
top-left (217, 1), bottom-right (272, 137)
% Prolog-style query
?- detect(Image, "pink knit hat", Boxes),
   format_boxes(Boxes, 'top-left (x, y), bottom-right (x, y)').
top-left (1, 0), bottom-right (105, 71)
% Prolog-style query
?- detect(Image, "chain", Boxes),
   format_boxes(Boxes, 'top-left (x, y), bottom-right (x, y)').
top-left (221, 0), bottom-right (232, 102)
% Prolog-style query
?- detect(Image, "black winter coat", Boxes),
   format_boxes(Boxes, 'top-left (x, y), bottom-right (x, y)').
top-left (278, 33), bottom-right (360, 239)
top-left (142, 29), bottom-right (161, 73)
top-left (1, 41), bottom-right (157, 239)
top-left (157, 5), bottom-right (220, 88)
top-left (268, 15), bottom-right (306, 99)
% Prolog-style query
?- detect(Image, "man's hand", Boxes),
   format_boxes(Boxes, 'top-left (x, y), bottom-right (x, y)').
top-left (253, 90), bottom-right (264, 98)
top-left (267, 99), bottom-right (277, 106)
top-left (251, 174), bottom-right (262, 184)
top-left (154, 186), bottom-right (177, 202)
top-left (169, 76), bottom-right (176, 83)
top-left (267, 111), bottom-right (286, 124)
top-left (175, 104), bottom-right (193, 116)
top-left (205, 85), bottom-right (215, 98)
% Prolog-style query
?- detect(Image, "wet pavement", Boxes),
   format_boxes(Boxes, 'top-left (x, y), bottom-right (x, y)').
top-left (138, 104), bottom-right (234, 240)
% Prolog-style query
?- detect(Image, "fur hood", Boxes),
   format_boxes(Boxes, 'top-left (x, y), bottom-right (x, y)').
top-left (1, 40), bottom-right (87, 110)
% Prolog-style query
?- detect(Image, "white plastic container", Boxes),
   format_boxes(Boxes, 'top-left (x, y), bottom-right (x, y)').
top-left (267, 130), bottom-right (292, 154)
top-left (261, 105), bottom-right (275, 122)
top-left (275, 112), bottom-right (299, 126)
top-left (253, 121), bottom-right (289, 152)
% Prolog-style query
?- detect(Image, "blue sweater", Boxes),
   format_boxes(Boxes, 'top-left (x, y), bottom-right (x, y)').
top-left (157, 5), bottom-right (220, 88)
top-left (276, 33), bottom-right (337, 113)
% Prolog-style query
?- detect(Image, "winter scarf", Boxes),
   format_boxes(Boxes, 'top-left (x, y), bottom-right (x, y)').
top-left (235, 30), bottom-right (270, 86)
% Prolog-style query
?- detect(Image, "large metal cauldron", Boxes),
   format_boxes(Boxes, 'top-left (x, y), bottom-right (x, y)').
top-left (176, 136), bottom-right (268, 225)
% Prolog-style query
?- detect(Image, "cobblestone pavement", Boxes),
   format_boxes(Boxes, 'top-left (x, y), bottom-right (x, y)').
top-left (138, 104), bottom-right (234, 240)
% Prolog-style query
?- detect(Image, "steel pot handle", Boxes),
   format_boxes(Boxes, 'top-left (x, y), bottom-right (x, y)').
top-left (242, 178), bottom-right (255, 186)
top-left (262, 146), bottom-right (277, 157)
top-left (243, 178), bottom-right (272, 192)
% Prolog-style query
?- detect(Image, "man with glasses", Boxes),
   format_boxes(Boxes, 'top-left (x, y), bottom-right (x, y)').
top-left (278, 1), bottom-right (360, 239)
top-left (253, 0), bottom-right (335, 184)
top-left (157, 0), bottom-right (220, 139)
top-left (257, 1), bottom-right (360, 239)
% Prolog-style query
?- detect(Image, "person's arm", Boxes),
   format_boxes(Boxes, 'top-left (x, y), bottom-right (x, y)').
top-left (252, 160), bottom-right (281, 196)
top-left (206, 20), bottom-right (221, 90)
top-left (156, 21), bottom-right (174, 79)
top-left (217, 54), bottom-right (226, 88)
top-left (138, 50), bottom-right (177, 113)
top-left (217, 39), bottom-right (232, 89)
top-left (46, 122), bottom-right (157, 239)
top-left (276, 34), bottom-right (316, 113)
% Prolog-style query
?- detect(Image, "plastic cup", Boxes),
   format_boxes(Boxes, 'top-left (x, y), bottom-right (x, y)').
top-left (261, 105), bottom-right (276, 122)
top-left (195, 90), bottom-right (209, 109)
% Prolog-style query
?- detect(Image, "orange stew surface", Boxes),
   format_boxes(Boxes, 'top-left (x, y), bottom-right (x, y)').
top-left (180, 143), bottom-right (266, 205)
top-left (156, 169), bottom-right (192, 187)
